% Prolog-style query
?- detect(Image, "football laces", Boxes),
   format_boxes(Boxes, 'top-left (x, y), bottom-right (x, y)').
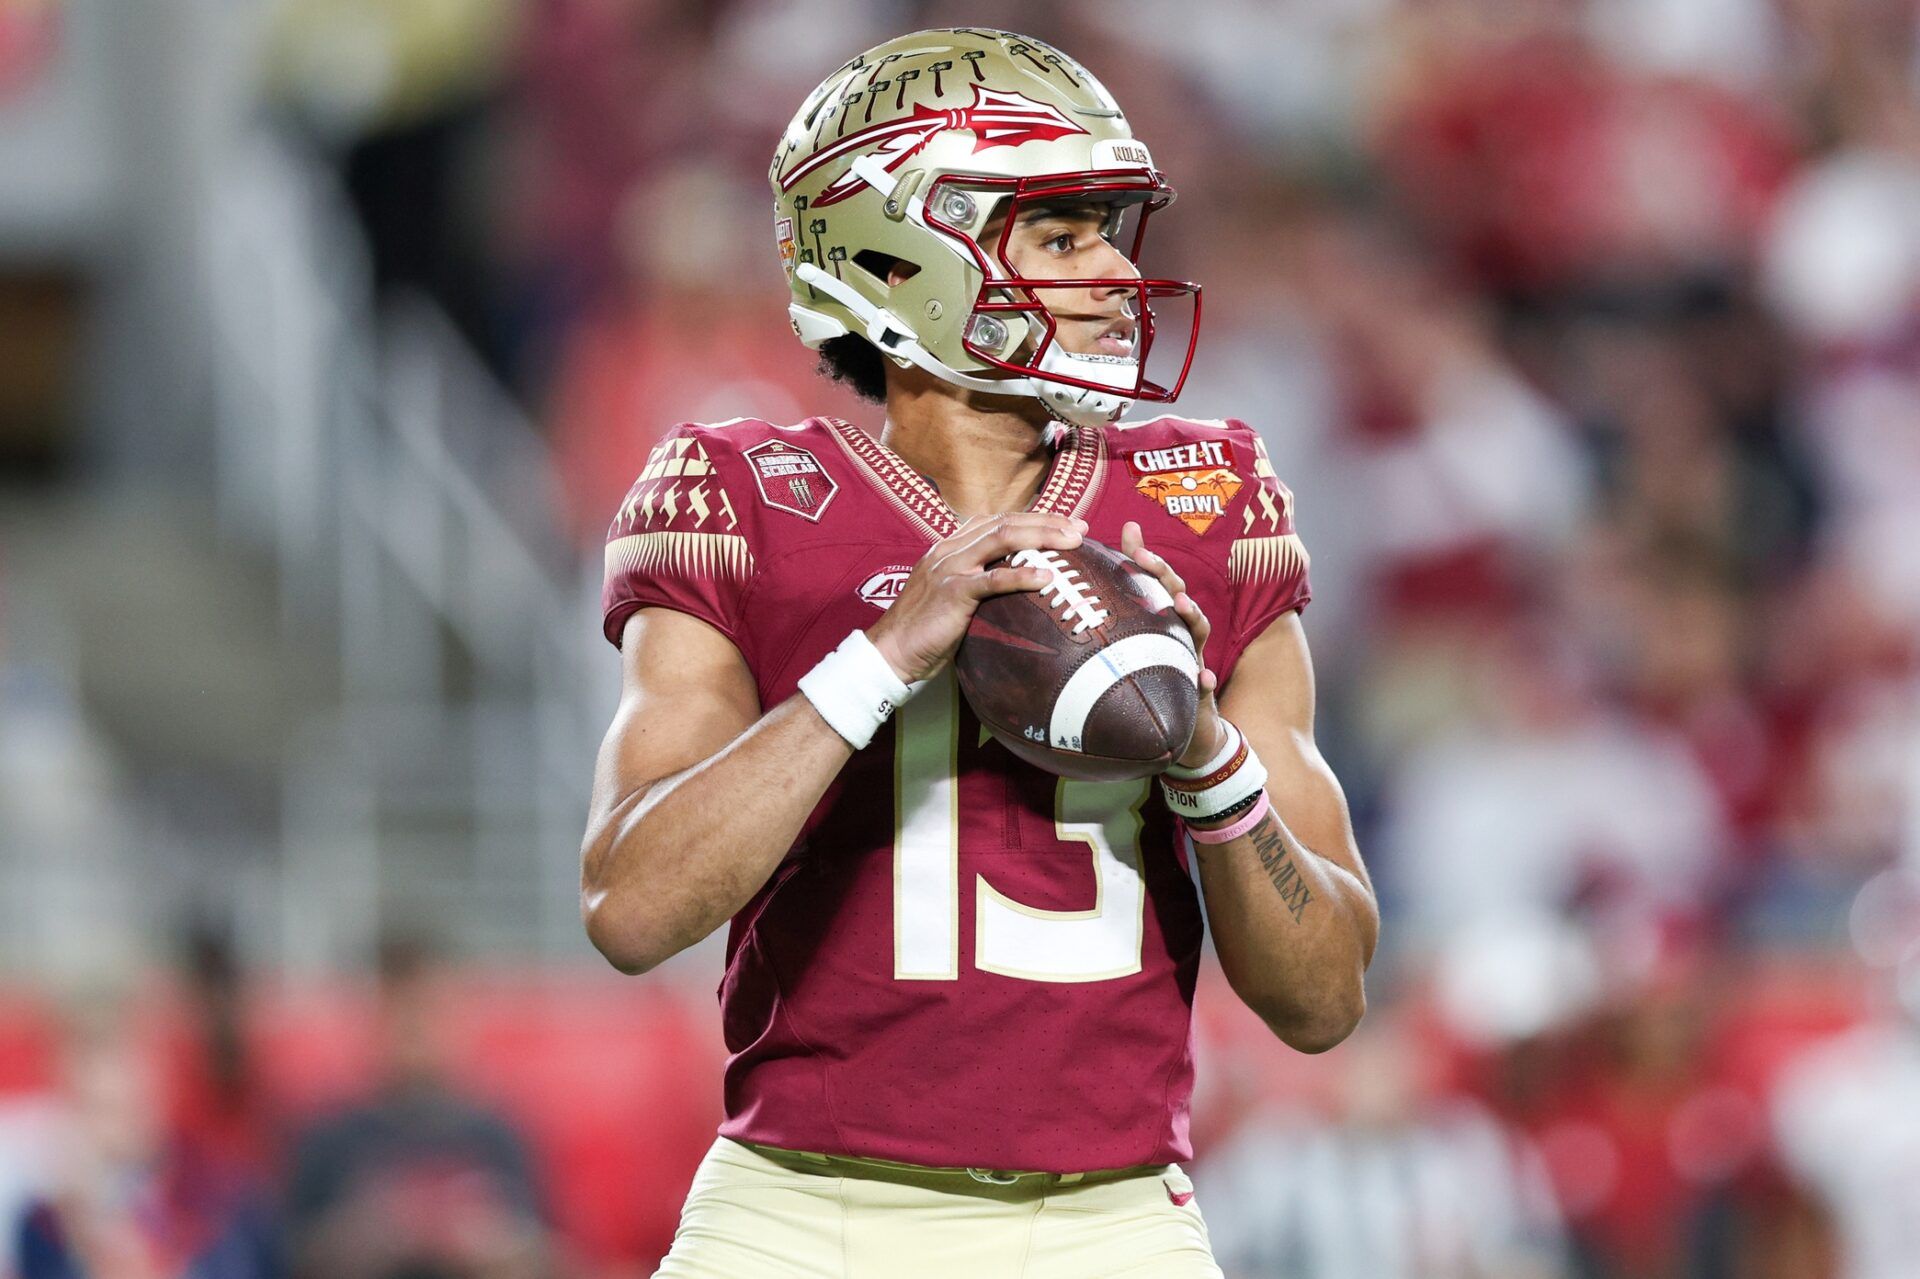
top-left (1011, 549), bottom-right (1110, 635)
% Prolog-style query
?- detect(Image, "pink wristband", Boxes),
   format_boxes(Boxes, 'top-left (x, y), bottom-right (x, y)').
top-left (1185, 791), bottom-right (1270, 845)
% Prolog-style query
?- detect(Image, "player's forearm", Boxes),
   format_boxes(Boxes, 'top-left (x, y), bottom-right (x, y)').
top-left (1192, 808), bottom-right (1375, 1052)
top-left (582, 695), bottom-right (852, 974)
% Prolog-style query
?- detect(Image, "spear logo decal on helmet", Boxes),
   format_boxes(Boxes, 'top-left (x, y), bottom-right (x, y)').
top-left (779, 85), bottom-right (1088, 208)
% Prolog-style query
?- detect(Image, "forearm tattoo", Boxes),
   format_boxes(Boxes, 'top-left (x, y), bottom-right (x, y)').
top-left (1248, 814), bottom-right (1313, 923)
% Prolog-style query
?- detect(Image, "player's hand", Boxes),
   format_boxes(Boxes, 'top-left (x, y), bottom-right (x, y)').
top-left (867, 513), bottom-right (1086, 684)
top-left (1121, 521), bottom-right (1224, 770)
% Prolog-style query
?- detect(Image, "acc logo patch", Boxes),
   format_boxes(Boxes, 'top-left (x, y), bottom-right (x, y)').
top-left (745, 439), bottom-right (837, 521)
top-left (1127, 440), bottom-right (1242, 535)
top-left (857, 565), bottom-right (912, 610)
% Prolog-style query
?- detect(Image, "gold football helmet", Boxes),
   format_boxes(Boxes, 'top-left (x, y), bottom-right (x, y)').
top-left (769, 28), bottom-right (1201, 428)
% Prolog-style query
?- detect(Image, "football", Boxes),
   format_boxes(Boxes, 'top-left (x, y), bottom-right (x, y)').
top-left (956, 538), bottom-right (1200, 781)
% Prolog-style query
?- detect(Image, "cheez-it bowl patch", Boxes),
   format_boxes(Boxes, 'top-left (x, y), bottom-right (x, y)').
top-left (1128, 441), bottom-right (1242, 535)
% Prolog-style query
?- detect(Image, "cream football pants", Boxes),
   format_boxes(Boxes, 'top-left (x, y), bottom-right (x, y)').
top-left (653, 1137), bottom-right (1224, 1278)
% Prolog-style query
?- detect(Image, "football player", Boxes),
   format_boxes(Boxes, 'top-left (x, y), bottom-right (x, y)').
top-left (581, 28), bottom-right (1377, 1278)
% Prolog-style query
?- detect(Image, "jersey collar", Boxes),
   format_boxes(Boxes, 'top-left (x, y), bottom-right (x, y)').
top-left (825, 418), bottom-right (1106, 542)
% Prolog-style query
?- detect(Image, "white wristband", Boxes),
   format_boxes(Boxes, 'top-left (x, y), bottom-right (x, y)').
top-left (798, 630), bottom-right (918, 751)
top-left (1160, 721), bottom-right (1268, 821)
top-left (1166, 719), bottom-right (1242, 782)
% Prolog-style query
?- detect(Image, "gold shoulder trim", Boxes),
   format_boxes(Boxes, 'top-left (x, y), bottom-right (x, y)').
top-left (606, 531), bottom-right (754, 582)
top-left (1228, 533), bottom-right (1309, 585)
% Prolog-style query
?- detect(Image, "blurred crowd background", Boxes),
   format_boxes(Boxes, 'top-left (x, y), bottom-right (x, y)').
top-left (4, 0), bottom-right (1920, 1276)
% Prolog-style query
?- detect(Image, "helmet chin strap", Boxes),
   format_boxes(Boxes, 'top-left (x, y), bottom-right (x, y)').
top-left (1034, 345), bottom-right (1137, 427)
top-left (793, 264), bottom-right (1136, 430)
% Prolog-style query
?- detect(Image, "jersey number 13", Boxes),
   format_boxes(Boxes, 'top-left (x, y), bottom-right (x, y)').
top-left (892, 673), bottom-right (1150, 984)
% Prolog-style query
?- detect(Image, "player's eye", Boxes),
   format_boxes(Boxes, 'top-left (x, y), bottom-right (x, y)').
top-left (1046, 231), bottom-right (1076, 253)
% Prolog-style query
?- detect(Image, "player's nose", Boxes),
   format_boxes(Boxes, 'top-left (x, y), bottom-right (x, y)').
top-left (1087, 236), bottom-right (1139, 296)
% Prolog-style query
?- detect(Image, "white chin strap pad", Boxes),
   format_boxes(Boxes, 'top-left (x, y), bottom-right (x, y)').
top-left (1034, 345), bottom-right (1136, 428)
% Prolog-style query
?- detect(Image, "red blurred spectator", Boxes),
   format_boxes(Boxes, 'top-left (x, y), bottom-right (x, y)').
top-left (11, 998), bottom-right (280, 1279)
top-left (1376, 13), bottom-right (1795, 296)
top-left (156, 931), bottom-right (279, 1187)
top-left (1478, 953), bottom-right (1767, 1279)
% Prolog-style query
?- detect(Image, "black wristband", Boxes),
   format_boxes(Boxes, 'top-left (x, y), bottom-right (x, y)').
top-left (1189, 789), bottom-right (1262, 829)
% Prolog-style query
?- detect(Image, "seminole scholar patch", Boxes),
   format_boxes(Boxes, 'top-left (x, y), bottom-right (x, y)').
top-left (1127, 440), bottom-right (1242, 535)
top-left (745, 439), bottom-right (837, 521)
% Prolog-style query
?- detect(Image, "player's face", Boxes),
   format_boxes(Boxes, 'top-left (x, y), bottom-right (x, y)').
top-left (994, 201), bottom-right (1141, 359)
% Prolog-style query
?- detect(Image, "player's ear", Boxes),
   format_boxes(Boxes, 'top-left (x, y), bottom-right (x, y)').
top-left (850, 250), bottom-right (921, 291)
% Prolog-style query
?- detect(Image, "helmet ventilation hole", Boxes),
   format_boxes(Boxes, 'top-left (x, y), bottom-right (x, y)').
top-left (853, 250), bottom-right (920, 287)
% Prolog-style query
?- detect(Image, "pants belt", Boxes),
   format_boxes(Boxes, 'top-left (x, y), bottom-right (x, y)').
top-left (738, 1140), bottom-right (1154, 1190)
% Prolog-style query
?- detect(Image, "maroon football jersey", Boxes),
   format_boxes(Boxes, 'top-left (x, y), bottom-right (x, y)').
top-left (601, 415), bottom-right (1309, 1173)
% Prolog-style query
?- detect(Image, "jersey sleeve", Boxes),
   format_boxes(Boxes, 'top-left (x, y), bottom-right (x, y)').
top-left (601, 425), bottom-right (755, 648)
top-left (1220, 422), bottom-right (1311, 666)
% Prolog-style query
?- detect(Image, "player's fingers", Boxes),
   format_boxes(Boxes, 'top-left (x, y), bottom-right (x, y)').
top-left (1146, 552), bottom-right (1188, 598)
top-left (968, 563), bottom-right (1054, 598)
top-left (1121, 520), bottom-right (1145, 560)
top-left (931, 511), bottom-right (1033, 556)
top-left (1126, 530), bottom-right (1187, 596)
top-left (936, 512), bottom-right (1078, 558)
top-left (1174, 590), bottom-right (1211, 650)
top-left (949, 514), bottom-right (1083, 571)
top-left (928, 514), bottom-right (1001, 567)
top-left (928, 524), bottom-right (1002, 577)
